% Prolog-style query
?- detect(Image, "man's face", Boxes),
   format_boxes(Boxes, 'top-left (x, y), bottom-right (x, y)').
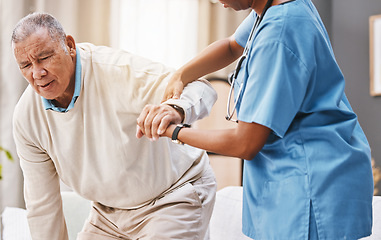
top-left (13, 28), bottom-right (76, 106)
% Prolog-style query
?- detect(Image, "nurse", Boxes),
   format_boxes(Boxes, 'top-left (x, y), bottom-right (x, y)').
top-left (137, 0), bottom-right (374, 239)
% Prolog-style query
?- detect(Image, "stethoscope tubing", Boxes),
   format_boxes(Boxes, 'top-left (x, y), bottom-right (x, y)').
top-left (225, 0), bottom-right (274, 122)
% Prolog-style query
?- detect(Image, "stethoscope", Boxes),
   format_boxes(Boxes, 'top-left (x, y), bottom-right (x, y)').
top-left (225, 0), bottom-right (274, 122)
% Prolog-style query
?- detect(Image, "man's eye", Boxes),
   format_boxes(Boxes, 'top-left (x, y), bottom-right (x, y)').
top-left (20, 64), bottom-right (31, 69)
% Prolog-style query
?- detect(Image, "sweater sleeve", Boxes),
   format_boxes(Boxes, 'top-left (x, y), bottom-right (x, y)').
top-left (13, 113), bottom-right (68, 240)
top-left (163, 79), bottom-right (217, 124)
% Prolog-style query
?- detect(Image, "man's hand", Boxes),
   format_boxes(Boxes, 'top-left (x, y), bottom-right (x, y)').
top-left (136, 104), bottom-right (184, 141)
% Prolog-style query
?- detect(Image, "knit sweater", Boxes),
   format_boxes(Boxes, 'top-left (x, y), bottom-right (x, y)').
top-left (13, 43), bottom-right (217, 239)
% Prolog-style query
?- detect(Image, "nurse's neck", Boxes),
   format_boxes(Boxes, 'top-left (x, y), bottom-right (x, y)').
top-left (251, 0), bottom-right (292, 16)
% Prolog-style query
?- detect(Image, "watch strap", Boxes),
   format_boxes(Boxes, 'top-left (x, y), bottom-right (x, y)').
top-left (171, 124), bottom-right (190, 144)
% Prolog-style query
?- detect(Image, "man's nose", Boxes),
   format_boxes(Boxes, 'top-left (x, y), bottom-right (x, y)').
top-left (32, 64), bottom-right (47, 80)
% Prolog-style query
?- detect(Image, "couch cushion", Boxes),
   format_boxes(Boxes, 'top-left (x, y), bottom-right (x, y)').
top-left (1, 207), bottom-right (32, 240)
top-left (360, 195), bottom-right (381, 240)
top-left (209, 186), bottom-right (251, 240)
top-left (61, 191), bottom-right (91, 239)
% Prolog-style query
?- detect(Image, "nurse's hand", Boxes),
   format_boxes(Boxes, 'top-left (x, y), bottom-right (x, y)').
top-left (161, 72), bottom-right (185, 102)
top-left (136, 104), bottom-right (183, 141)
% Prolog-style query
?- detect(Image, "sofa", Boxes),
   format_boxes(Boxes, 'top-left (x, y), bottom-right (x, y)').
top-left (1, 186), bottom-right (380, 240)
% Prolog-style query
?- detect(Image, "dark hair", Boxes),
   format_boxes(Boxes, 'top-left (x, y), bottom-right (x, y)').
top-left (11, 12), bottom-right (66, 46)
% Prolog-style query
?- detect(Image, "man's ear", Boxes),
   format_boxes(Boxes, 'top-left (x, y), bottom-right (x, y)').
top-left (66, 35), bottom-right (76, 56)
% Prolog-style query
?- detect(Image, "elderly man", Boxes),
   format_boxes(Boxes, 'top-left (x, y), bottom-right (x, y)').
top-left (12, 12), bottom-right (217, 240)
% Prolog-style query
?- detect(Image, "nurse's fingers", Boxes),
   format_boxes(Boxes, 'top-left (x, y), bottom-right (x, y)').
top-left (161, 79), bottom-right (184, 102)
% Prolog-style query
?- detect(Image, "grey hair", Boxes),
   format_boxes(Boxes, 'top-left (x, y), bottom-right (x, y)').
top-left (11, 12), bottom-right (67, 49)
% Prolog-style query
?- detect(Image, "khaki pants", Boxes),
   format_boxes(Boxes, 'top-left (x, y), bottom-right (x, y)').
top-left (77, 167), bottom-right (216, 240)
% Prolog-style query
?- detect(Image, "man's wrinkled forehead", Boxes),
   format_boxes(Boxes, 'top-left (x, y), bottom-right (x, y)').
top-left (13, 41), bottom-right (42, 55)
top-left (13, 29), bottom-right (56, 55)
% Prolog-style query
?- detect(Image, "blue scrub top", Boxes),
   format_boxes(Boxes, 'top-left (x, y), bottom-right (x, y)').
top-left (234, 0), bottom-right (373, 239)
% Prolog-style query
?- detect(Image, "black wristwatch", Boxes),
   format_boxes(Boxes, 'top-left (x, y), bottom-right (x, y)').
top-left (171, 123), bottom-right (191, 145)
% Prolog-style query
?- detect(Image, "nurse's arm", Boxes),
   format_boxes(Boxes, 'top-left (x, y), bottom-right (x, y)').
top-left (162, 36), bottom-right (244, 101)
top-left (164, 121), bottom-right (271, 160)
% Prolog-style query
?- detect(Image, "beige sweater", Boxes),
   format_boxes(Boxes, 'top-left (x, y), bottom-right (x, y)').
top-left (13, 43), bottom-right (217, 239)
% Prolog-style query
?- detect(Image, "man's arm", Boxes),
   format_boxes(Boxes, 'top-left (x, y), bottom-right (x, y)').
top-left (137, 78), bottom-right (217, 141)
top-left (20, 158), bottom-right (68, 240)
top-left (13, 117), bottom-right (68, 240)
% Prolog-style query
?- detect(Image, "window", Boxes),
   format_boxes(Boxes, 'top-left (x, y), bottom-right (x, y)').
top-left (110, 0), bottom-right (199, 69)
